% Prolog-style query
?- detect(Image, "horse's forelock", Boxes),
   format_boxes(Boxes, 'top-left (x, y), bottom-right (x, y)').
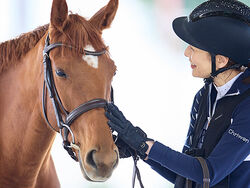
top-left (50, 13), bottom-right (106, 56)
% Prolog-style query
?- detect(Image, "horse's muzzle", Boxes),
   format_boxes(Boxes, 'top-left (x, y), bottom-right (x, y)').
top-left (71, 143), bottom-right (119, 182)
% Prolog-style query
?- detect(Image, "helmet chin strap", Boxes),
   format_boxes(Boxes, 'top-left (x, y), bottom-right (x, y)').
top-left (204, 53), bottom-right (217, 84)
top-left (204, 53), bottom-right (242, 84)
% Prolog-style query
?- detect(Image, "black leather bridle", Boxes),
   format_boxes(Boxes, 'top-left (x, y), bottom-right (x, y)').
top-left (42, 34), bottom-right (143, 188)
top-left (42, 34), bottom-right (111, 161)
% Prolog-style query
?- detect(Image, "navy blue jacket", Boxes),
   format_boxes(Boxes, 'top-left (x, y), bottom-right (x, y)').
top-left (145, 69), bottom-right (250, 187)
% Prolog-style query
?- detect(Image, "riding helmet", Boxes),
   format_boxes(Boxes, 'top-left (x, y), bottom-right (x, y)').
top-left (172, 0), bottom-right (250, 65)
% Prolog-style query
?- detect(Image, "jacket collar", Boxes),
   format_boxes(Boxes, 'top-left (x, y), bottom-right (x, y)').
top-left (226, 68), bottom-right (250, 96)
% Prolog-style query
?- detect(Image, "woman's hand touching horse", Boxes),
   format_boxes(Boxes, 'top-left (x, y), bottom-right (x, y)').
top-left (105, 103), bottom-right (154, 159)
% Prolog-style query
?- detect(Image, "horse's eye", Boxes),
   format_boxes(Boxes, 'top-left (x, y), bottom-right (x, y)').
top-left (56, 69), bottom-right (67, 78)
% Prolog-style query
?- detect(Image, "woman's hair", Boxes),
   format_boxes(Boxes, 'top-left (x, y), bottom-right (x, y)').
top-left (226, 59), bottom-right (242, 70)
top-left (226, 59), bottom-right (250, 69)
top-left (226, 60), bottom-right (250, 84)
top-left (243, 62), bottom-right (250, 84)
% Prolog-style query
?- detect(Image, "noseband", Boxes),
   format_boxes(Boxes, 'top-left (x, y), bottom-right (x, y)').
top-left (42, 34), bottom-right (111, 161)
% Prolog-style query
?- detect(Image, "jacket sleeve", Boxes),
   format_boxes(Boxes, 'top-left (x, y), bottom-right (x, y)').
top-left (144, 159), bottom-right (177, 184)
top-left (146, 98), bottom-right (250, 186)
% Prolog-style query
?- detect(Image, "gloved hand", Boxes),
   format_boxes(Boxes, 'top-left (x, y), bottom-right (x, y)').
top-left (113, 135), bottom-right (136, 159)
top-left (105, 103), bottom-right (153, 159)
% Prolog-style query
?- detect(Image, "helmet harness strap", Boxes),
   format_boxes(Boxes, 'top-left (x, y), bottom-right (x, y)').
top-left (204, 53), bottom-right (217, 84)
top-left (204, 53), bottom-right (242, 84)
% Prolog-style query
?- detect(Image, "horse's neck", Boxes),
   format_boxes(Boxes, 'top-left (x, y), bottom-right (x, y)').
top-left (0, 35), bottom-right (56, 183)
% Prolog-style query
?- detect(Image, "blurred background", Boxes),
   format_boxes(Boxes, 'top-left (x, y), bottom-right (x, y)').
top-left (0, 0), bottom-right (249, 187)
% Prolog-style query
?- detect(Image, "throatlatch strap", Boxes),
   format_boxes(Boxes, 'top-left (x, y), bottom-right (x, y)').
top-left (196, 157), bottom-right (210, 188)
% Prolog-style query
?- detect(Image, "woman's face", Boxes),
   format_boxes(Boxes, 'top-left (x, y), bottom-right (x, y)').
top-left (184, 45), bottom-right (212, 78)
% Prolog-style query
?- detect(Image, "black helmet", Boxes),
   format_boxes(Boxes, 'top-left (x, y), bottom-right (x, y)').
top-left (173, 0), bottom-right (250, 82)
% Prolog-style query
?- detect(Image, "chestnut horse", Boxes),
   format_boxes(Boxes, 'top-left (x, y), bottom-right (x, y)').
top-left (0, 0), bottom-right (119, 187)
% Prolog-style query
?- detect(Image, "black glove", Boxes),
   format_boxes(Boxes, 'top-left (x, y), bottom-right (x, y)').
top-left (105, 103), bottom-right (153, 158)
top-left (113, 135), bottom-right (136, 159)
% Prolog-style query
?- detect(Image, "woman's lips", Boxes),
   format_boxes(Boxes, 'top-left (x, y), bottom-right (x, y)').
top-left (191, 64), bottom-right (197, 69)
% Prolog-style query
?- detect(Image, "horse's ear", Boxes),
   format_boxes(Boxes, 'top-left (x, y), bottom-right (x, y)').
top-left (50, 0), bottom-right (68, 28)
top-left (89, 0), bottom-right (118, 32)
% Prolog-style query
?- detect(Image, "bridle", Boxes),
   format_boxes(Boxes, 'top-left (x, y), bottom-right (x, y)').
top-left (42, 34), bottom-right (110, 161)
top-left (42, 33), bottom-right (143, 188)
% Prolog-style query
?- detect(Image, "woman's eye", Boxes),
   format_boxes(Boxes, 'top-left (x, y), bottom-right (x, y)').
top-left (56, 69), bottom-right (67, 78)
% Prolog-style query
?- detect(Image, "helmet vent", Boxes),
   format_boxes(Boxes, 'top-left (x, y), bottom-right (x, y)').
top-left (189, 0), bottom-right (250, 23)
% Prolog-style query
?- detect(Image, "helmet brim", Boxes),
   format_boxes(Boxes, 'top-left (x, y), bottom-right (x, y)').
top-left (172, 16), bottom-right (208, 52)
top-left (172, 16), bottom-right (250, 64)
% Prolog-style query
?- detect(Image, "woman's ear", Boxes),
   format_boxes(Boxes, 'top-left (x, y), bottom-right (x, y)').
top-left (50, 0), bottom-right (68, 29)
top-left (216, 55), bottom-right (229, 69)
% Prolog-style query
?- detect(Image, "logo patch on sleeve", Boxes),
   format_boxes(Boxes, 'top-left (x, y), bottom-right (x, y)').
top-left (228, 129), bottom-right (249, 143)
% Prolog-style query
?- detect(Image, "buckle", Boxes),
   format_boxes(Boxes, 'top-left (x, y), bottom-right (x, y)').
top-left (185, 148), bottom-right (205, 157)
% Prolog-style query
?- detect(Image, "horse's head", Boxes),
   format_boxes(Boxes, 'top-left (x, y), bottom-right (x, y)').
top-left (45, 0), bottom-right (118, 182)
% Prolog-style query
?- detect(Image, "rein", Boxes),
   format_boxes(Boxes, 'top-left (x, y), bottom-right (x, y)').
top-left (132, 154), bottom-right (144, 188)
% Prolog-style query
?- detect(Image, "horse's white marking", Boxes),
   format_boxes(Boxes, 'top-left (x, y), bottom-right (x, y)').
top-left (82, 45), bottom-right (99, 69)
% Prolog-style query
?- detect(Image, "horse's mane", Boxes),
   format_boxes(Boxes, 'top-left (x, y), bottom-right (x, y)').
top-left (0, 24), bottom-right (49, 73)
top-left (0, 13), bottom-right (106, 74)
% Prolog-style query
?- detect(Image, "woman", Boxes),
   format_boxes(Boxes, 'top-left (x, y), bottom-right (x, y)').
top-left (105, 0), bottom-right (250, 187)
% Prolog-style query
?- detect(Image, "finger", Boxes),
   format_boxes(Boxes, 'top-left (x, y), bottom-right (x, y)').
top-left (105, 112), bottom-right (124, 126)
top-left (107, 103), bottom-right (127, 122)
top-left (107, 121), bottom-right (124, 134)
top-left (115, 136), bottom-right (129, 147)
top-left (107, 121), bottom-right (124, 133)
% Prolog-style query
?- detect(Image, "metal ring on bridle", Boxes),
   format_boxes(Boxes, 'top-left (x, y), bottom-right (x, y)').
top-left (60, 123), bottom-right (76, 144)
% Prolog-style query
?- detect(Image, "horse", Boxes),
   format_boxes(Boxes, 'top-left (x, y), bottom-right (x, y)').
top-left (0, 0), bottom-right (119, 187)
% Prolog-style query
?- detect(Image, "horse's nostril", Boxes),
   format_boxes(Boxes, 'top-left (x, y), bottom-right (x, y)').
top-left (86, 149), bottom-right (97, 169)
